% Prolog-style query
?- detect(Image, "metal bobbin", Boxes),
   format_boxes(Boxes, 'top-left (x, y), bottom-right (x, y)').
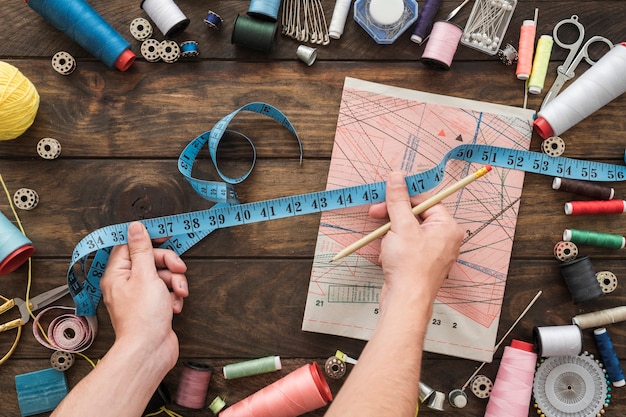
top-left (553, 240), bottom-right (578, 262)
top-left (596, 270), bottom-right (618, 294)
top-left (180, 41), bottom-right (199, 58)
top-left (324, 356), bottom-right (346, 379)
top-left (159, 40), bottom-right (180, 63)
top-left (541, 136), bottom-right (565, 157)
top-left (130, 17), bottom-right (153, 41)
top-left (51, 51), bottom-right (76, 75)
top-left (204, 10), bottom-right (223, 30)
top-left (141, 39), bottom-right (161, 62)
top-left (50, 350), bottom-right (75, 371)
top-left (448, 388), bottom-right (468, 408)
top-left (471, 374), bottom-right (493, 398)
top-left (13, 188), bottom-right (39, 210)
top-left (497, 43), bottom-right (518, 65)
top-left (37, 137), bottom-right (62, 160)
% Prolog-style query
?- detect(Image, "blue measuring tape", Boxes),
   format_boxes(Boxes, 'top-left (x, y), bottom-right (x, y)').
top-left (67, 103), bottom-right (626, 316)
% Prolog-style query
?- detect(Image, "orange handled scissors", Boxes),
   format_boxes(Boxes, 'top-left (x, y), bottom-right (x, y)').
top-left (0, 285), bottom-right (70, 332)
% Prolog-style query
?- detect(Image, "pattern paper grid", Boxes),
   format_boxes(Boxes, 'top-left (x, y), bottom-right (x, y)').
top-left (302, 78), bottom-right (535, 362)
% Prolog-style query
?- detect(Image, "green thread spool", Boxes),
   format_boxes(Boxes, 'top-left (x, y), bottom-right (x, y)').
top-left (231, 14), bottom-right (277, 52)
top-left (223, 355), bottom-right (282, 380)
top-left (528, 35), bottom-right (554, 94)
top-left (563, 228), bottom-right (626, 250)
top-left (208, 396), bottom-right (226, 415)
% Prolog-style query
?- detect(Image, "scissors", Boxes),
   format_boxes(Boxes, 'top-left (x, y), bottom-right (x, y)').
top-left (540, 15), bottom-right (614, 110)
top-left (0, 284), bottom-right (70, 332)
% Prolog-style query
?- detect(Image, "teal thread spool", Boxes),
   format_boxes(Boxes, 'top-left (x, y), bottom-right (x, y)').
top-left (231, 14), bottom-right (277, 52)
top-left (223, 356), bottom-right (282, 380)
top-left (563, 229), bottom-right (626, 250)
top-left (0, 210), bottom-right (35, 275)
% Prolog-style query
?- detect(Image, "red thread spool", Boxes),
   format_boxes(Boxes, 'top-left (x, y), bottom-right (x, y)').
top-left (175, 361), bottom-right (213, 409)
top-left (219, 362), bottom-right (332, 417)
top-left (564, 200), bottom-right (626, 216)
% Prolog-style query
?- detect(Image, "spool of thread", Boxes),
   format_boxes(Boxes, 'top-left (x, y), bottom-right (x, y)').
top-left (573, 306), bottom-right (626, 329)
top-left (484, 340), bottom-right (537, 417)
top-left (25, 0), bottom-right (135, 71)
top-left (534, 42), bottom-right (626, 139)
top-left (248, 0), bottom-right (282, 21)
top-left (141, 0), bottom-right (190, 38)
top-left (0, 62), bottom-right (40, 141)
top-left (552, 177), bottom-right (614, 200)
top-left (219, 363), bottom-right (333, 417)
top-left (231, 14), bottom-right (278, 52)
top-left (563, 228), bottom-right (626, 249)
top-left (516, 20), bottom-right (536, 80)
top-left (223, 356), bottom-right (282, 380)
top-left (410, 0), bottom-right (442, 45)
top-left (527, 35), bottom-right (553, 94)
top-left (559, 256), bottom-right (603, 304)
top-left (533, 325), bottom-right (583, 357)
top-left (328, 0), bottom-right (352, 39)
top-left (593, 327), bottom-right (625, 387)
top-left (421, 21), bottom-right (463, 70)
top-left (175, 361), bottom-right (213, 409)
top-left (565, 200), bottom-right (626, 215)
top-left (0, 210), bottom-right (35, 275)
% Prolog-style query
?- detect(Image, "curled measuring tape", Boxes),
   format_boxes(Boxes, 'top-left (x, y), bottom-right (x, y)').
top-left (66, 103), bottom-right (626, 316)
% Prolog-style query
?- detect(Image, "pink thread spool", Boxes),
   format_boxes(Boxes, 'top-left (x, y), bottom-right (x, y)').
top-left (219, 363), bottom-right (332, 417)
top-left (421, 21), bottom-right (463, 70)
top-left (484, 340), bottom-right (537, 417)
top-left (175, 361), bottom-right (213, 409)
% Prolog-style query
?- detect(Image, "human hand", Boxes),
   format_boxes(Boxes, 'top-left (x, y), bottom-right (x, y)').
top-left (100, 221), bottom-right (189, 368)
top-left (369, 172), bottom-right (463, 311)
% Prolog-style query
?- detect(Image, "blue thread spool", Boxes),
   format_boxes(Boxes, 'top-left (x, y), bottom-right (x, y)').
top-left (15, 368), bottom-right (68, 416)
top-left (0, 210), bottom-right (34, 275)
top-left (248, 0), bottom-right (281, 21)
top-left (594, 328), bottom-right (625, 387)
top-left (180, 41), bottom-right (199, 58)
top-left (411, 0), bottom-right (442, 45)
top-left (25, 0), bottom-right (135, 71)
top-left (204, 10), bottom-right (223, 30)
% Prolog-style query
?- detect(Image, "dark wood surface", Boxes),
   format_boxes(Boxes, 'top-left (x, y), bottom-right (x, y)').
top-left (1, 0), bottom-right (626, 416)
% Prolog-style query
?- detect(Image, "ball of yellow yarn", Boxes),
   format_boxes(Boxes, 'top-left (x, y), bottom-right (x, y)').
top-left (0, 61), bottom-right (40, 141)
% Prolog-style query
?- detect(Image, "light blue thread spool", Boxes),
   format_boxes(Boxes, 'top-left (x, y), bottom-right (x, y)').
top-left (594, 328), bottom-right (626, 387)
top-left (223, 356), bottom-right (282, 379)
top-left (248, 0), bottom-right (282, 21)
top-left (180, 41), bottom-right (199, 58)
top-left (0, 210), bottom-right (34, 275)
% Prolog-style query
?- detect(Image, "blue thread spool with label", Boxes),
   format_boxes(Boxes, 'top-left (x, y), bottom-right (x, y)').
top-left (0, 210), bottom-right (34, 275)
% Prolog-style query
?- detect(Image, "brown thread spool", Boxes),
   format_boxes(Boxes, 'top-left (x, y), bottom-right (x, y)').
top-left (552, 177), bottom-right (614, 200)
top-left (175, 361), bottom-right (213, 409)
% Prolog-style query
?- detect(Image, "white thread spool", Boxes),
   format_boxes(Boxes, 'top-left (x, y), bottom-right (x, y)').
top-left (421, 21), bottom-right (463, 70)
top-left (368, 0), bottom-right (403, 26)
top-left (329, 0), bottom-right (352, 39)
top-left (534, 43), bottom-right (626, 139)
top-left (533, 325), bottom-right (583, 357)
top-left (141, 0), bottom-right (190, 39)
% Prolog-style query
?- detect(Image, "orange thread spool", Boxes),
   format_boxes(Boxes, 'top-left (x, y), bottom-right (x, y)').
top-left (516, 20), bottom-right (536, 80)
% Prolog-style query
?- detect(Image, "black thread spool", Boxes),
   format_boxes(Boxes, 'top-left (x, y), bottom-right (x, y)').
top-left (559, 256), bottom-right (603, 304)
top-left (231, 14), bottom-right (277, 53)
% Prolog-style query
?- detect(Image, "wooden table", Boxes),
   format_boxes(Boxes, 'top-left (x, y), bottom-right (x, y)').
top-left (1, 1), bottom-right (625, 415)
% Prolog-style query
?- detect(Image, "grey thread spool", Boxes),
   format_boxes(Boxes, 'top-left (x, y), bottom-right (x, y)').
top-left (533, 324), bottom-right (583, 357)
top-left (559, 256), bottom-right (603, 304)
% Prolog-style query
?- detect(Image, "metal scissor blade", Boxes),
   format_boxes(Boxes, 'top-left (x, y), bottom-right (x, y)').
top-left (20, 285), bottom-right (70, 319)
top-left (540, 73), bottom-right (569, 110)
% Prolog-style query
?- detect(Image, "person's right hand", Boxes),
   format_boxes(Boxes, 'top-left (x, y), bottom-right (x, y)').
top-left (369, 172), bottom-right (463, 312)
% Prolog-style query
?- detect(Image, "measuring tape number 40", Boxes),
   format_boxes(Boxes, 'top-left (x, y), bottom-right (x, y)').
top-left (67, 102), bottom-right (626, 316)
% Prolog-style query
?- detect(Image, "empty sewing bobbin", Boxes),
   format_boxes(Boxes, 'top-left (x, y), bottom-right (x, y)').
top-left (13, 188), bottom-right (39, 210)
top-left (553, 241), bottom-right (578, 262)
top-left (324, 356), bottom-right (346, 379)
top-left (51, 51), bottom-right (76, 75)
top-left (596, 270), bottom-right (618, 294)
top-left (471, 375), bottom-right (493, 398)
top-left (498, 43), bottom-right (518, 65)
top-left (130, 17), bottom-right (153, 41)
top-left (542, 136), bottom-right (565, 157)
top-left (159, 40), bottom-right (180, 63)
top-left (141, 39), bottom-right (161, 62)
top-left (296, 45), bottom-right (317, 66)
top-left (50, 350), bottom-right (75, 371)
top-left (37, 137), bottom-right (61, 160)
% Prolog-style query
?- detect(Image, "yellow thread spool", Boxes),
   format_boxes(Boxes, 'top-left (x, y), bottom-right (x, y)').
top-left (528, 35), bottom-right (553, 95)
top-left (0, 61), bottom-right (40, 140)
